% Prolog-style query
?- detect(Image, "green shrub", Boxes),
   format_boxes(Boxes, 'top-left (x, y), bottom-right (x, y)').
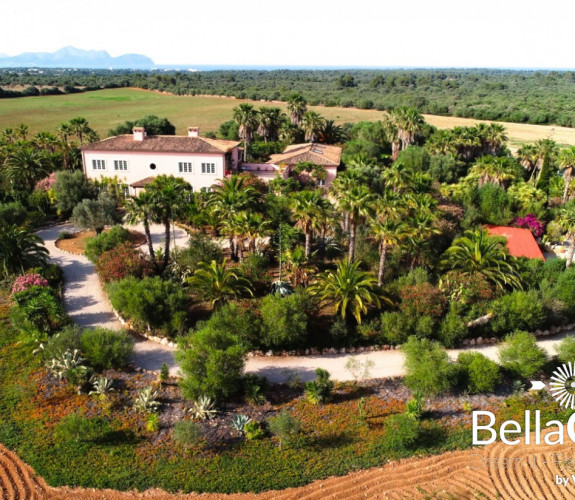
top-left (239, 253), bottom-right (271, 293)
top-left (55, 413), bottom-right (110, 443)
top-left (477, 183), bottom-right (513, 225)
top-left (380, 311), bottom-right (411, 345)
top-left (556, 336), bottom-right (575, 364)
top-left (402, 337), bottom-right (456, 396)
top-left (457, 352), bottom-right (501, 393)
top-left (499, 330), bottom-right (547, 379)
top-left (53, 171), bottom-right (96, 217)
top-left (84, 225), bottom-right (131, 263)
top-left (80, 327), bottom-right (134, 370)
top-left (489, 290), bottom-right (546, 336)
top-left (267, 410), bottom-right (301, 449)
top-left (42, 325), bottom-right (82, 360)
top-left (438, 311), bottom-right (469, 348)
top-left (146, 413), bottom-right (160, 432)
top-left (202, 301), bottom-right (261, 350)
top-left (399, 282), bottom-right (446, 319)
top-left (10, 287), bottom-right (67, 335)
top-left (381, 414), bottom-right (420, 452)
top-left (551, 267), bottom-right (575, 320)
top-left (71, 192), bottom-right (119, 234)
top-left (173, 420), bottom-right (202, 445)
top-left (243, 373), bottom-right (267, 406)
top-left (244, 421), bottom-right (266, 440)
top-left (259, 292), bottom-right (314, 350)
top-left (177, 325), bottom-right (246, 401)
top-left (106, 276), bottom-right (189, 337)
top-left (0, 201), bottom-right (28, 226)
top-left (173, 233), bottom-right (224, 274)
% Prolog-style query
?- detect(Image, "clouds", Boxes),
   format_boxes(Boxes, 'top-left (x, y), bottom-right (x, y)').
top-left (2, 0), bottom-right (575, 68)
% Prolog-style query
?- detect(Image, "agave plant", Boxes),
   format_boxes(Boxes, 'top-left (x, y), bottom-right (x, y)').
top-left (189, 395), bottom-right (217, 420)
top-left (48, 349), bottom-right (88, 380)
top-left (134, 386), bottom-right (161, 414)
top-left (89, 376), bottom-right (114, 397)
top-left (231, 414), bottom-right (252, 434)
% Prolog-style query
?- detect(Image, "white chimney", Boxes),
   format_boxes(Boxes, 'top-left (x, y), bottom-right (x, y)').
top-left (133, 127), bottom-right (146, 141)
top-left (188, 127), bottom-right (199, 138)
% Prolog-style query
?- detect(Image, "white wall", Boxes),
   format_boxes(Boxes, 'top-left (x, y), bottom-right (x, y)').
top-left (83, 150), bottom-right (227, 192)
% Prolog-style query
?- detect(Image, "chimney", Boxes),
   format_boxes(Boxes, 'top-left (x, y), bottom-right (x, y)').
top-left (188, 127), bottom-right (199, 138)
top-left (133, 127), bottom-right (146, 141)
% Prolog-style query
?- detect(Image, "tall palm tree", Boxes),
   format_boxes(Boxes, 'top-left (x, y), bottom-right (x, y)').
top-left (301, 111), bottom-right (326, 143)
top-left (68, 117), bottom-right (96, 144)
top-left (336, 185), bottom-right (376, 261)
top-left (147, 175), bottom-right (192, 271)
top-left (233, 103), bottom-right (259, 162)
top-left (483, 123), bottom-right (508, 155)
top-left (318, 120), bottom-right (343, 145)
top-left (241, 212), bottom-right (271, 253)
top-left (559, 146), bottom-right (575, 202)
top-left (289, 190), bottom-right (326, 258)
top-left (124, 191), bottom-right (158, 270)
top-left (440, 228), bottom-right (523, 289)
top-left (287, 93), bottom-right (307, 126)
top-left (0, 225), bottom-right (49, 276)
top-left (382, 162), bottom-right (414, 193)
top-left (388, 107), bottom-right (425, 151)
top-left (187, 260), bottom-right (253, 308)
top-left (517, 144), bottom-right (538, 177)
top-left (311, 259), bottom-right (383, 324)
top-left (257, 107), bottom-right (284, 143)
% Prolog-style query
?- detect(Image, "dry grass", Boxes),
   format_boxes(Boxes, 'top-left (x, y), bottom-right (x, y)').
top-left (1, 88), bottom-right (574, 149)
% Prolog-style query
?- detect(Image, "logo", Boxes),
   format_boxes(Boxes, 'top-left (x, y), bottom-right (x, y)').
top-left (549, 362), bottom-right (575, 409)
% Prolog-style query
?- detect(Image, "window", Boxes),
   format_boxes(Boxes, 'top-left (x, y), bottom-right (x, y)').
top-left (179, 162), bottom-right (192, 173)
top-left (114, 160), bottom-right (128, 171)
top-left (150, 163), bottom-right (157, 170)
top-left (201, 162), bottom-right (216, 174)
top-left (317, 179), bottom-right (326, 187)
top-left (92, 159), bottom-right (106, 170)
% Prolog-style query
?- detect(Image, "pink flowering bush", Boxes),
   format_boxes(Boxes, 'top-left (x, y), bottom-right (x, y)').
top-left (35, 172), bottom-right (56, 192)
top-left (512, 214), bottom-right (546, 239)
top-left (11, 273), bottom-right (49, 296)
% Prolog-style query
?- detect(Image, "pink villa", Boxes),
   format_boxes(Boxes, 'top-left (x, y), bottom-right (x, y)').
top-left (82, 127), bottom-right (341, 194)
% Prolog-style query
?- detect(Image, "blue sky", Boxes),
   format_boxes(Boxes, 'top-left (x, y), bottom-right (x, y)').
top-left (3, 0), bottom-right (575, 68)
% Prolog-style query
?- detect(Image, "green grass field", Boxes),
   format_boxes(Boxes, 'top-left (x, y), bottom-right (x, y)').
top-left (2, 88), bottom-right (575, 149)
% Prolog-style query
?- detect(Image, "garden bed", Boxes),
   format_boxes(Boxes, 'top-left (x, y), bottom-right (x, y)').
top-left (55, 229), bottom-right (146, 255)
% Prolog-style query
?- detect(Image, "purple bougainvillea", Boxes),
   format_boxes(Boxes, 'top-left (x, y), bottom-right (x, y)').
top-left (512, 214), bottom-right (546, 239)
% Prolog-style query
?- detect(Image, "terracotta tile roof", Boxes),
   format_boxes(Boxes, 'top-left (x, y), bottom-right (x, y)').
top-left (486, 226), bottom-right (545, 260)
top-left (130, 176), bottom-right (156, 188)
top-left (82, 135), bottom-right (240, 154)
top-left (268, 143), bottom-right (342, 166)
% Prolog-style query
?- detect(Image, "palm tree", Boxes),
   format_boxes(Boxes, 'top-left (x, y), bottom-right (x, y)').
top-left (241, 212), bottom-right (271, 253)
top-left (209, 175), bottom-right (258, 217)
top-left (556, 205), bottom-right (575, 266)
top-left (388, 107), bottom-right (425, 151)
top-left (318, 120), bottom-right (344, 144)
top-left (233, 103), bottom-right (259, 162)
top-left (187, 260), bottom-right (253, 308)
top-left (289, 190), bottom-right (326, 258)
top-left (382, 162), bottom-right (414, 193)
top-left (559, 146), bottom-right (575, 202)
top-left (68, 117), bottom-right (95, 144)
top-left (257, 107), bottom-right (284, 143)
top-left (517, 144), bottom-right (538, 177)
top-left (3, 147), bottom-right (51, 193)
top-left (311, 259), bottom-right (383, 323)
top-left (440, 228), bottom-right (523, 289)
top-left (147, 175), bottom-right (192, 271)
top-left (468, 156), bottom-right (518, 187)
top-left (483, 123), bottom-right (508, 155)
top-left (336, 185), bottom-right (376, 261)
top-left (0, 225), bottom-right (49, 276)
top-left (301, 111), bottom-right (326, 143)
top-left (124, 191), bottom-right (158, 270)
top-left (287, 93), bottom-right (307, 126)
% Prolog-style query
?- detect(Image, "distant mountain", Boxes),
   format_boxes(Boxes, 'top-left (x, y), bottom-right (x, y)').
top-left (0, 46), bottom-right (154, 69)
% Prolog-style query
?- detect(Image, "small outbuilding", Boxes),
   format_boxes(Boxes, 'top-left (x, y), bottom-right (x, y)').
top-left (486, 226), bottom-right (545, 260)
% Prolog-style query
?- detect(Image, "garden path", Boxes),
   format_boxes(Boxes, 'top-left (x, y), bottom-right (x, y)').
top-left (37, 224), bottom-right (573, 383)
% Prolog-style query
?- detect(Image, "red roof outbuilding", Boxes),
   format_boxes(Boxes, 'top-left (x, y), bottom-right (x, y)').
top-left (486, 226), bottom-right (545, 260)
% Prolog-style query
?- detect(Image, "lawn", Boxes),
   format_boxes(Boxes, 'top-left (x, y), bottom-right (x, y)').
top-left (1, 88), bottom-right (575, 150)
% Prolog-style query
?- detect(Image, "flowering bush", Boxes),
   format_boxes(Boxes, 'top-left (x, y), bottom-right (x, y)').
top-left (399, 282), bottom-right (446, 319)
top-left (512, 214), bottom-right (546, 239)
top-left (35, 172), bottom-right (56, 192)
top-left (95, 243), bottom-right (154, 284)
top-left (11, 273), bottom-right (49, 296)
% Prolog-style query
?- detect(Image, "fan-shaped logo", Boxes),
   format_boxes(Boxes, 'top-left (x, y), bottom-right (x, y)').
top-left (549, 362), bottom-right (575, 409)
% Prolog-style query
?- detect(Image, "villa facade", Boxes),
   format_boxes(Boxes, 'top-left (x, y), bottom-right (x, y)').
top-left (82, 127), bottom-right (341, 194)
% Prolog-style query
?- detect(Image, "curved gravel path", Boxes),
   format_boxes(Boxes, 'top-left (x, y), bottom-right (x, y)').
top-left (37, 224), bottom-right (573, 383)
